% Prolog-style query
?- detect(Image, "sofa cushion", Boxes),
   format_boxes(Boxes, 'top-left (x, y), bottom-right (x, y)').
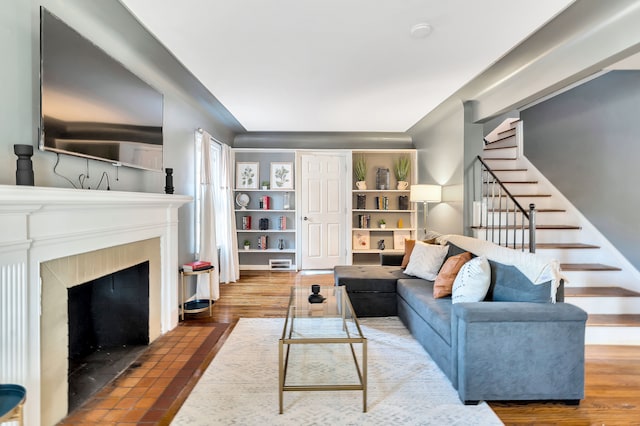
top-left (397, 279), bottom-right (452, 345)
top-left (404, 242), bottom-right (449, 280)
top-left (334, 265), bottom-right (401, 293)
top-left (452, 256), bottom-right (491, 304)
top-left (488, 260), bottom-right (554, 303)
top-left (434, 252), bottom-right (472, 298)
top-left (401, 238), bottom-right (437, 268)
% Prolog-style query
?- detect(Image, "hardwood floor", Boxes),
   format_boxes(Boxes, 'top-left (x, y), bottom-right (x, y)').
top-left (190, 270), bottom-right (640, 425)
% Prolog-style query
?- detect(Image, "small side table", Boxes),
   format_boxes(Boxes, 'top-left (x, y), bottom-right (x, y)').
top-left (179, 266), bottom-right (214, 320)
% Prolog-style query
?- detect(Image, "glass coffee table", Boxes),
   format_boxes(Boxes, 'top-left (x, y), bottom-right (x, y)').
top-left (279, 285), bottom-right (367, 414)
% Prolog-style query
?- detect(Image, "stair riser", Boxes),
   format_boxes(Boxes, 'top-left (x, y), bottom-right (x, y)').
top-left (566, 297), bottom-right (640, 314)
top-left (484, 137), bottom-right (516, 149)
top-left (482, 187), bottom-right (541, 197)
top-left (488, 171), bottom-right (528, 181)
top-left (562, 270), bottom-right (629, 287)
top-left (473, 229), bottom-right (583, 245)
top-left (475, 211), bottom-right (569, 226)
top-left (585, 327), bottom-right (640, 345)
top-left (484, 196), bottom-right (553, 210)
top-left (482, 147), bottom-right (517, 159)
top-left (533, 248), bottom-right (603, 263)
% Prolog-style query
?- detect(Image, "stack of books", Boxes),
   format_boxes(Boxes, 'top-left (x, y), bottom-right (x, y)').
top-left (182, 260), bottom-right (212, 272)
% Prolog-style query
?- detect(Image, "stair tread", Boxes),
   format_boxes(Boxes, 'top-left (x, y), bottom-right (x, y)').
top-left (482, 157), bottom-right (518, 160)
top-left (472, 224), bottom-right (581, 230)
top-left (484, 180), bottom-right (538, 184)
top-left (491, 168), bottom-right (528, 172)
top-left (485, 134), bottom-right (516, 145)
top-left (498, 128), bottom-right (516, 136)
top-left (488, 193), bottom-right (552, 197)
top-left (487, 208), bottom-right (565, 212)
top-left (518, 243), bottom-right (599, 249)
top-left (561, 263), bottom-right (622, 271)
top-left (565, 286), bottom-right (640, 297)
top-left (483, 144), bottom-right (517, 151)
top-left (587, 314), bottom-right (640, 327)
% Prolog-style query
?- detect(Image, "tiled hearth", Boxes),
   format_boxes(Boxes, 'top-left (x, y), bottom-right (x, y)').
top-left (0, 185), bottom-right (190, 425)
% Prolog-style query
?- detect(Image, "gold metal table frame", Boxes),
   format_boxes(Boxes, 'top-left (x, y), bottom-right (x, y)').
top-left (278, 285), bottom-right (367, 414)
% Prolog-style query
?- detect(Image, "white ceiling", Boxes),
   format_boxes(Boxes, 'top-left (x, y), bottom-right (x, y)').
top-left (120, 0), bottom-right (575, 132)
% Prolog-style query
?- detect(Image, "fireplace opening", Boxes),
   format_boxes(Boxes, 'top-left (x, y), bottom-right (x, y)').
top-left (67, 261), bottom-right (150, 412)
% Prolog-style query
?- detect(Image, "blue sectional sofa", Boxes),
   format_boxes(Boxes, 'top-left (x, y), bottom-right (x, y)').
top-left (334, 240), bottom-right (588, 404)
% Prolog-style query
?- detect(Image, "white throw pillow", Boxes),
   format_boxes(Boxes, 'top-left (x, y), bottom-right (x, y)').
top-left (403, 241), bottom-right (449, 281)
top-left (452, 255), bottom-right (491, 304)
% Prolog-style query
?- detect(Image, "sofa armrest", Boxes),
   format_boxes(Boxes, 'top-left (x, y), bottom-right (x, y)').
top-left (450, 302), bottom-right (587, 403)
top-left (380, 253), bottom-right (403, 266)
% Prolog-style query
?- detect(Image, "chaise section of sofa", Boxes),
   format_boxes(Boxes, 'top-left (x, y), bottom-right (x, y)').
top-left (334, 236), bottom-right (588, 405)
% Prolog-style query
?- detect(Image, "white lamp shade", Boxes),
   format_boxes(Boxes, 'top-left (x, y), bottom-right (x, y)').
top-left (410, 184), bottom-right (441, 203)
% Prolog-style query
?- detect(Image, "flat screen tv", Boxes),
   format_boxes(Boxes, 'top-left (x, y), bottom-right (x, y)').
top-left (39, 7), bottom-right (164, 172)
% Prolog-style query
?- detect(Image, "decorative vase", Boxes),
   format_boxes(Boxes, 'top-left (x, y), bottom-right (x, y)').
top-left (397, 181), bottom-right (409, 190)
top-left (356, 194), bottom-right (366, 209)
top-left (164, 168), bottom-right (174, 194)
top-left (377, 240), bottom-right (385, 250)
top-left (244, 245), bottom-right (250, 250)
top-left (14, 144), bottom-right (34, 186)
top-left (356, 181), bottom-right (367, 190)
top-left (398, 195), bottom-right (409, 210)
top-left (308, 284), bottom-right (325, 303)
top-left (380, 224), bottom-right (386, 229)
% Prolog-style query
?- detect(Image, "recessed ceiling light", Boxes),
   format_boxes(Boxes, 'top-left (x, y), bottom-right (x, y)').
top-left (410, 23), bottom-right (432, 39)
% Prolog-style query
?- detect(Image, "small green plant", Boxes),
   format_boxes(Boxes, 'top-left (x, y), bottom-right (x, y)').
top-left (354, 156), bottom-right (367, 182)
top-left (394, 156), bottom-right (411, 181)
top-left (243, 240), bottom-right (251, 247)
top-left (261, 181), bottom-right (270, 188)
top-left (379, 219), bottom-right (386, 225)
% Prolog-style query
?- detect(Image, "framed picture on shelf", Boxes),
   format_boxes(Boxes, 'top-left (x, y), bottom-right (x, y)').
top-left (270, 162), bottom-right (293, 189)
top-left (236, 162), bottom-right (259, 189)
top-left (393, 230), bottom-right (411, 250)
top-left (353, 230), bottom-right (370, 250)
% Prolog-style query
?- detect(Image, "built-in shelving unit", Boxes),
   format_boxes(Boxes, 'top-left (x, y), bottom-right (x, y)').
top-left (351, 150), bottom-right (417, 265)
top-left (233, 149), bottom-right (297, 271)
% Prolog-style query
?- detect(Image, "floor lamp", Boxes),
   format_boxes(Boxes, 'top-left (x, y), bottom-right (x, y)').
top-left (409, 184), bottom-right (442, 239)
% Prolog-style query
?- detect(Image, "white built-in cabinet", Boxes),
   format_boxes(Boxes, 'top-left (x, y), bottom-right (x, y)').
top-left (233, 149), bottom-right (297, 270)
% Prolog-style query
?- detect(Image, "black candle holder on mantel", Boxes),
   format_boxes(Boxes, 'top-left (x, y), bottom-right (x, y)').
top-left (14, 144), bottom-right (34, 186)
top-left (164, 168), bottom-right (174, 194)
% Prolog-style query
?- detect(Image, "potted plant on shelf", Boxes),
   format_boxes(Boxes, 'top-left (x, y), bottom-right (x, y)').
top-left (354, 155), bottom-right (367, 190)
top-left (261, 181), bottom-right (270, 190)
top-left (243, 240), bottom-right (251, 250)
top-left (379, 219), bottom-right (386, 229)
top-left (394, 156), bottom-right (411, 190)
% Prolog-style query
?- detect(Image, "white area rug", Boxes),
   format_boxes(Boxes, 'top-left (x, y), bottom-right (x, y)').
top-left (172, 317), bottom-right (503, 425)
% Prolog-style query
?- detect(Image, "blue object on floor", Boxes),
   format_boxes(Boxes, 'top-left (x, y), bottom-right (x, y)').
top-left (0, 384), bottom-right (26, 424)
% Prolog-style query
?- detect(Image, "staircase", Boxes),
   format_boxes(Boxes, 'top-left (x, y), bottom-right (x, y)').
top-left (476, 118), bottom-right (640, 345)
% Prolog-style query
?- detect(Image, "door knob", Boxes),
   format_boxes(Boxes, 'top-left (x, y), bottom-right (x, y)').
top-left (303, 216), bottom-right (309, 221)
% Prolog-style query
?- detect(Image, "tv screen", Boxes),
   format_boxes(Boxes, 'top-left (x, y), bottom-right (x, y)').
top-left (40, 7), bottom-right (164, 172)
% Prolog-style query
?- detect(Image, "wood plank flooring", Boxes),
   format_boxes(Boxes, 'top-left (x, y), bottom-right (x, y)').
top-left (185, 270), bottom-right (640, 425)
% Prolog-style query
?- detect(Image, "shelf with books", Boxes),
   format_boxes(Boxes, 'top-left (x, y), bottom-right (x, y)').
top-left (233, 148), bottom-right (297, 271)
top-left (351, 149), bottom-right (417, 265)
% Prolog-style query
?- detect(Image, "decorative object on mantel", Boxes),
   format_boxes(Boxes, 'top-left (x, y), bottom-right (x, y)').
top-left (236, 193), bottom-right (250, 210)
top-left (283, 191), bottom-right (291, 209)
top-left (356, 194), bottom-right (366, 209)
top-left (164, 168), bottom-right (174, 194)
top-left (354, 155), bottom-right (367, 190)
top-left (14, 144), bottom-right (34, 186)
top-left (377, 239), bottom-right (385, 250)
top-left (243, 240), bottom-right (251, 250)
top-left (379, 219), bottom-right (386, 229)
top-left (376, 168), bottom-right (390, 190)
top-left (394, 156), bottom-right (411, 190)
top-left (398, 195), bottom-right (409, 210)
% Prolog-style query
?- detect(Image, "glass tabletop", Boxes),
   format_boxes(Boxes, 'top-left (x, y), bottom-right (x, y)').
top-left (281, 285), bottom-right (364, 342)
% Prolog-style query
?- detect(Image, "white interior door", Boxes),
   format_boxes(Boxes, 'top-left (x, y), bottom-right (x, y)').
top-left (299, 152), bottom-right (348, 269)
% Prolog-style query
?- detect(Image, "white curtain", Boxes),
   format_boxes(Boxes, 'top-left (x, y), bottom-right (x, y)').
top-left (218, 143), bottom-right (240, 283)
top-left (196, 131), bottom-right (239, 300)
top-left (197, 131), bottom-right (220, 300)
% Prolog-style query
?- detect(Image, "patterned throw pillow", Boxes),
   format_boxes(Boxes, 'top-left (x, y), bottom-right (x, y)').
top-left (452, 255), bottom-right (491, 304)
top-left (403, 241), bottom-right (449, 281)
top-left (401, 238), bottom-right (438, 268)
top-left (433, 252), bottom-right (472, 298)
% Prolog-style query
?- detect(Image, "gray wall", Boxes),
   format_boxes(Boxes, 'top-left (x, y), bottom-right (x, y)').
top-left (408, 99), bottom-right (465, 236)
top-left (1, 0), bottom-right (242, 263)
top-left (521, 70), bottom-right (640, 270)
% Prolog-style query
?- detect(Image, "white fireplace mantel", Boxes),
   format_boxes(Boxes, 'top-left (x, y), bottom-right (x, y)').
top-left (0, 185), bottom-right (191, 425)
